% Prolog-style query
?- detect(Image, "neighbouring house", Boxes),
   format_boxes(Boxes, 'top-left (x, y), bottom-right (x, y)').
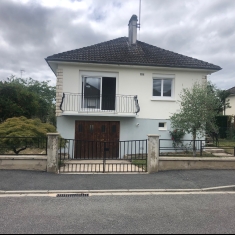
top-left (46, 15), bottom-right (221, 147)
top-left (226, 86), bottom-right (235, 116)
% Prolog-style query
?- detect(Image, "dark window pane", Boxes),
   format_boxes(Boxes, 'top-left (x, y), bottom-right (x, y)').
top-left (79, 124), bottom-right (83, 132)
top-left (153, 79), bottom-right (162, 96)
top-left (102, 77), bottom-right (116, 111)
top-left (101, 125), bottom-right (106, 133)
top-left (90, 125), bottom-right (94, 133)
top-left (163, 80), bottom-right (172, 97)
top-left (83, 77), bottom-right (101, 109)
top-left (112, 125), bottom-right (116, 133)
top-left (159, 123), bottom-right (165, 128)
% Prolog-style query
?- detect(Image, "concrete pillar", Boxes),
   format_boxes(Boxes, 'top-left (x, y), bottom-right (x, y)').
top-left (147, 135), bottom-right (160, 173)
top-left (47, 133), bottom-right (60, 174)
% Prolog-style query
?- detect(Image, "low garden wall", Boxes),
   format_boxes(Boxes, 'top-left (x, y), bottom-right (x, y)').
top-left (159, 157), bottom-right (235, 171)
top-left (0, 134), bottom-right (235, 174)
top-left (0, 133), bottom-right (59, 173)
top-left (0, 155), bottom-right (47, 171)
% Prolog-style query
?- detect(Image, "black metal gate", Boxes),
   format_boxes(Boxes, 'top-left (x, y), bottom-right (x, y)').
top-left (59, 139), bottom-right (148, 173)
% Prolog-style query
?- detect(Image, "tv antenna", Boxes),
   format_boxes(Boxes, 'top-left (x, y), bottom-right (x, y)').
top-left (20, 69), bottom-right (25, 79)
top-left (137, 0), bottom-right (141, 30)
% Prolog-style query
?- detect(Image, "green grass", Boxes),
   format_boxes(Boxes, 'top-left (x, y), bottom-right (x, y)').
top-left (217, 139), bottom-right (235, 155)
top-left (132, 159), bottom-right (147, 170)
top-left (218, 139), bottom-right (235, 147)
top-left (160, 151), bottom-right (216, 157)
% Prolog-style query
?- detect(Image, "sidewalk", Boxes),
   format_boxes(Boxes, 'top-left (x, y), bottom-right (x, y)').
top-left (0, 170), bottom-right (235, 191)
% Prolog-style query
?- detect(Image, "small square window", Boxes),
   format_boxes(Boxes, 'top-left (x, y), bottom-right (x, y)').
top-left (159, 123), bottom-right (167, 130)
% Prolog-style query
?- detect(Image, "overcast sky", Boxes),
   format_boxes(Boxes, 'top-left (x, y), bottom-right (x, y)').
top-left (0, 0), bottom-right (234, 89)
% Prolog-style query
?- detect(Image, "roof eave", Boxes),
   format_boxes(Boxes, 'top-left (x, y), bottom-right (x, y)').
top-left (45, 58), bottom-right (222, 72)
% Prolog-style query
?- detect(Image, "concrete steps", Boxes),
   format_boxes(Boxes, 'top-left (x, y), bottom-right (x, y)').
top-left (204, 147), bottom-right (226, 153)
top-left (204, 147), bottom-right (233, 157)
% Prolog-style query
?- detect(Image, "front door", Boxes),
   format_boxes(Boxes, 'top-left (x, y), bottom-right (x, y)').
top-left (75, 121), bottom-right (120, 159)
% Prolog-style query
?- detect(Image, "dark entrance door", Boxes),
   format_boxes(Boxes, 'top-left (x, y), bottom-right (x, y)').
top-left (75, 121), bottom-right (120, 159)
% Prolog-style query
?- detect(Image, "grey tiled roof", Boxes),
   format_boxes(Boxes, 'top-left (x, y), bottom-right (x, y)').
top-left (46, 37), bottom-right (221, 70)
top-left (228, 86), bottom-right (235, 95)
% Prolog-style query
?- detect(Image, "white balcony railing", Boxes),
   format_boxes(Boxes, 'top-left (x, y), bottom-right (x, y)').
top-left (60, 93), bottom-right (140, 114)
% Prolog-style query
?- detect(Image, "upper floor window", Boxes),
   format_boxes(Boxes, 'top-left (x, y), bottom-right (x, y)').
top-left (153, 79), bottom-right (172, 97)
top-left (152, 74), bottom-right (175, 100)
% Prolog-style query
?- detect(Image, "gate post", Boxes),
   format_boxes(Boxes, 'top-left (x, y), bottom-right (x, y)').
top-left (147, 135), bottom-right (160, 173)
top-left (47, 133), bottom-right (60, 174)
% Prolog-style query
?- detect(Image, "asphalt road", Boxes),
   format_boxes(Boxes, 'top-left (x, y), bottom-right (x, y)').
top-left (1, 170), bottom-right (235, 191)
top-left (1, 194), bottom-right (235, 234)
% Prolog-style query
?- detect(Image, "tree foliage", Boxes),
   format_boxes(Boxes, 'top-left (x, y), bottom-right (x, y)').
top-left (0, 76), bottom-right (56, 125)
top-left (170, 82), bottom-right (221, 157)
top-left (217, 90), bottom-right (231, 115)
top-left (0, 116), bottom-right (56, 154)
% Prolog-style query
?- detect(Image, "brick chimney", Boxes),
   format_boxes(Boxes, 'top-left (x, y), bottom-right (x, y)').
top-left (128, 15), bottom-right (138, 45)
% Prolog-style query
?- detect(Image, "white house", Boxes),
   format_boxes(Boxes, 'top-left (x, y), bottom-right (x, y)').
top-left (46, 15), bottom-right (221, 145)
top-left (226, 87), bottom-right (235, 116)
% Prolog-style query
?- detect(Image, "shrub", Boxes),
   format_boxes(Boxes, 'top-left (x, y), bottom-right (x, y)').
top-left (0, 116), bottom-right (57, 154)
top-left (169, 129), bottom-right (185, 150)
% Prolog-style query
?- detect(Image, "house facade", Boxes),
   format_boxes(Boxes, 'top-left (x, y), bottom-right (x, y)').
top-left (226, 87), bottom-right (235, 116)
top-left (46, 15), bottom-right (221, 144)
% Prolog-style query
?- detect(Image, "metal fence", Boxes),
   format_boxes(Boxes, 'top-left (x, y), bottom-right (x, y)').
top-left (159, 139), bottom-right (206, 156)
top-left (60, 93), bottom-right (140, 114)
top-left (159, 139), bottom-right (235, 157)
top-left (59, 139), bottom-right (148, 173)
top-left (0, 137), bottom-right (48, 155)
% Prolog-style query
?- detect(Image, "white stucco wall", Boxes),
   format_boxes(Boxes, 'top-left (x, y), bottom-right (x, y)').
top-left (226, 95), bottom-right (235, 116)
top-left (58, 63), bottom-right (209, 120)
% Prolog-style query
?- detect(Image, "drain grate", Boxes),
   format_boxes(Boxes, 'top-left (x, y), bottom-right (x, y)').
top-left (56, 194), bottom-right (89, 198)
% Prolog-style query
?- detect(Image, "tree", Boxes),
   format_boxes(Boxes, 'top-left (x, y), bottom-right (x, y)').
top-left (217, 90), bottom-right (231, 115)
top-left (170, 82), bottom-right (221, 157)
top-left (0, 76), bottom-right (56, 125)
top-left (0, 116), bottom-right (56, 154)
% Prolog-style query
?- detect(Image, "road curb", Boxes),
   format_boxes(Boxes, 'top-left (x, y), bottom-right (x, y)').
top-left (202, 185), bottom-right (235, 192)
top-left (1, 186), bottom-right (235, 195)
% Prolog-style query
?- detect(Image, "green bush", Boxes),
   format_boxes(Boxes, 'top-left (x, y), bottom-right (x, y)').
top-left (169, 129), bottom-right (185, 149)
top-left (0, 116), bottom-right (57, 154)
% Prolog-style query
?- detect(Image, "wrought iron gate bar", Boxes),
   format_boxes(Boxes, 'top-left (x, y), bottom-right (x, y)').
top-left (59, 139), bottom-right (148, 173)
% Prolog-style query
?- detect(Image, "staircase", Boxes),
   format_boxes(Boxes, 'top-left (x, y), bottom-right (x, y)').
top-left (205, 133), bottom-right (217, 147)
top-left (204, 147), bottom-right (232, 157)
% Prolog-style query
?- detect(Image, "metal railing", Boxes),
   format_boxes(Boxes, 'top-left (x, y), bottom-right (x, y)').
top-left (0, 137), bottom-right (48, 155)
top-left (60, 93), bottom-right (140, 114)
top-left (59, 139), bottom-right (147, 173)
top-left (159, 139), bottom-right (235, 157)
top-left (159, 139), bottom-right (206, 157)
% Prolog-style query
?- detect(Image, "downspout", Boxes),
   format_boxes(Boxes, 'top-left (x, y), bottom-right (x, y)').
top-left (134, 96), bottom-right (140, 115)
top-left (60, 93), bottom-right (65, 112)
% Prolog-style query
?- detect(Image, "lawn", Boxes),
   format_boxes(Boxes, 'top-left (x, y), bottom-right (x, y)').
top-left (132, 159), bottom-right (147, 170)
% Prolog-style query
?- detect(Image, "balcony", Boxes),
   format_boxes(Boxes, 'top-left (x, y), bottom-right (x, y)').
top-left (60, 93), bottom-right (140, 117)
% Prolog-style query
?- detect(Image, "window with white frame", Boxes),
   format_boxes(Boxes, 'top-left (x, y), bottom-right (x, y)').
top-left (152, 74), bottom-right (174, 99)
top-left (82, 76), bottom-right (116, 110)
top-left (159, 122), bottom-right (167, 130)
